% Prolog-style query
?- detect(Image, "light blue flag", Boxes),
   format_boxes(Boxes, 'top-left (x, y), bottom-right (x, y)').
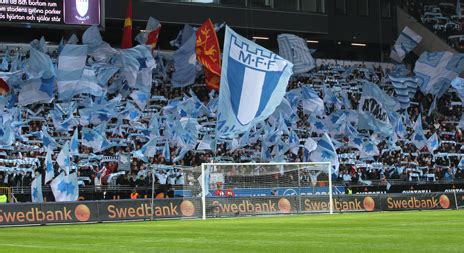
top-left (173, 147), bottom-right (189, 163)
top-left (427, 132), bottom-right (439, 153)
top-left (82, 127), bottom-right (112, 153)
top-left (92, 63), bottom-right (119, 87)
top-left (358, 112), bottom-right (394, 137)
top-left (132, 138), bottom-right (158, 162)
top-left (18, 77), bottom-right (55, 106)
top-left (217, 26), bottom-right (293, 138)
top-left (45, 150), bottom-right (54, 183)
top-left (451, 77), bottom-right (464, 103)
top-left (25, 47), bottom-right (55, 79)
top-left (163, 141), bottom-right (171, 162)
top-left (303, 137), bottom-right (317, 162)
top-left (359, 81), bottom-right (398, 112)
top-left (414, 51), bottom-right (464, 96)
top-left (410, 114), bottom-right (427, 150)
top-left (120, 45), bottom-right (156, 90)
top-left (41, 126), bottom-right (57, 151)
top-left (50, 172), bottom-right (79, 202)
top-left (57, 44), bottom-right (88, 100)
top-left (130, 90), bottom-right (149, 110)
top-left (171, 28), bottom-right (197, 88)
top-left (309, 133), bottom-right (339, 175)
top-left (389, 74), bottom-right (415, 109)
top-left (348, 135), bottom-right (364, 151)
top-left (31, 174), bottom-right (43, 203)
top-left (0, 55), bottom-right (8, 71)
top-left (395, 116), bottom-right (407, 139)
top-left (390, 27), bottom-right (422, 62)
top-left (277, 33), bottom-right (315, 74)
top-left (70, 128), bottom-right (79, 155)
top-left (0, 121), bottom-right (14, 146)
top-left (57, 141), bottom-right (71, 174)
top-left (360, 141), bottom-right (380, 159)
top-left (122, 102), bottom-right (142, 122)
top-left (301, 86), bottom-right (324, 115)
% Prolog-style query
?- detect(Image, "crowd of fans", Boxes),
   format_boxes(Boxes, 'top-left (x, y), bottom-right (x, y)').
top-left (401, 0), bottom-right (464, 51)
top-left (0, 37), bottom-right (463, 195)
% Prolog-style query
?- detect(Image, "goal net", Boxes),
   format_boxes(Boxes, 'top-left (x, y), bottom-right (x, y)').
top-left (199, 162), bottom-right (333, 219)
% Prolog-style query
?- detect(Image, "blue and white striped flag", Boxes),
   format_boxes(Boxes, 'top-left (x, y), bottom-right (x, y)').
top-left (31, 174), bottom-right (43, 203)
top-left (301, 86), bottom-right (324, 115)
top-left (217, 26), bottom-right (293, 138)
top-left (277, 34), bottom-right (315, 74)
top-left (309, 133), bottom-right (339, 175)
top-left (414, 51), bottom-right (464, 96)
top-left (427, 132), bottom-right (439, 153)
top-left (44, 150), bottom-right (54, 183)
top-left (389, 74), bottom-right (417, 109)
top-left (57, 44), bottom-right (88, 100)
top-left (51, 172), bottom-right (79, 202)
top-left (390, 27), bottom-right (422, 62)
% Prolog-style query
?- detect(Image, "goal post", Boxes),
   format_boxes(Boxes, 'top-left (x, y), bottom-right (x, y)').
top-left (200, 162), bottom-right (333, 219)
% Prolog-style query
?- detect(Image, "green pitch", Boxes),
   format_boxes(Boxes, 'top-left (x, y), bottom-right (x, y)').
top-left (0, 210), bottom-right (462, 253)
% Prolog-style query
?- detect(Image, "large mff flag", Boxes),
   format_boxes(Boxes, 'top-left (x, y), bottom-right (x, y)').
top-left (217, 26), bottom-right (293, 138)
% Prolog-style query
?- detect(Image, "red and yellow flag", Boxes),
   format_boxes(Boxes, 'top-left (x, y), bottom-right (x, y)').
top-left (0, 78), bottom-right (9, 96)
top-left (120, 0), bottom-right (133, 49)
top-left (196, 18), bottom-right (221, 91)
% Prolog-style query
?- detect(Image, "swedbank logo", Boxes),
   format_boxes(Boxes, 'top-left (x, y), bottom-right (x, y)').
top-left (180, 200), bottom-right (195, 217)
top-left (278, 198), bottom-right (291, 213)
top-left (439, 195), bottom-right (450, 209)
top-left (74, 204), bottom-right (91, 222)
top-left (304, 197), bottom-right (375, 212)
top-left (386, 196), bottom-right (449, 209)
top-left (363, 197), bottom-right (375, 212)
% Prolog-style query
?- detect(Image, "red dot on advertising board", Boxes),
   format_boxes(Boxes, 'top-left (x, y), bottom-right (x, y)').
top-left (439, 195), bottom-right (450, 209)
top-left (74, 204), bottom-right (91, 222)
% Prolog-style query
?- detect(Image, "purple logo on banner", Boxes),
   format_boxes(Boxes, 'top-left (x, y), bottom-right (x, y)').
top-left (64, 0), bottom-right (100, 25)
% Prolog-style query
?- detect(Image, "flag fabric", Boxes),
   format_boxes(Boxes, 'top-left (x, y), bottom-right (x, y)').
top-left (277, 33), bottom-right (315, 74)
top-left (50, 172), bottom-right (79, 202)
top-left (390, 27), bottom-right (422, 62)
top-left (45, 150), bottom-right (54, 183)
top-left (309, 133), bottom-right (339, 175)
top-left (427, 132), bottom-right (440, 153)
top-left (163, 141), bottom-right (170, 162)
top-left (301, 86), bottom-right (324, 115)
top-left (57, 141), bottom-right (71, 174)
top-left (0, 78), bottom-right (9, 96)
top-left (196, 18), bottom-right (222, 90)
top-left (414, 51), bottom-right (464, 96)
top-left (57, 45), bottom-right (88, 100)
top-left (303, 137), bottom-right (317, 162)
top-left (216, 26), bottom-right (293, 138)
top-left (70, 128), bottom-right (79, 155)
top-left (121, 0), bottom-right (133, 49)
top-left (359, 81), bottom-right (398, 112)
top-left (0, 121), bottom-right (14, 146)
top-left (360, 141), bottom-right (380, 159)
top-left (130, 90), bottom-right (149, 110)
top-left (82, 127), bottom-right (112, 153)
top-left (136, 17), bottom-right (161, 49)
top-left (121, 45), bottom-right (156, 90)
top-left (31, 174), bottom-right (43, 203)
top-left (0, 56), bottom-right (8, 71)
top-left (410, 114), bottom-right (427, 150)
top-left (132, 138), bottom-right (157, 162)
top-left (75, 67), bottom-right (104, 97)
top-left (172, 25), bottom-right (197, 88)
top-left (18, 77), bottom-right (55, 106)
top-left (41, 126), bottom-right (57, 151)
top-left (395, 116), bottom-right (407, 139)
top-left (358, 111), bottom-right (394, 137)
top-left (25, 47), bottom-right (55, 79)
top-left (389, 74), bottom-right (416, 109)
top-left (451, 77), bottom-right (464, 103)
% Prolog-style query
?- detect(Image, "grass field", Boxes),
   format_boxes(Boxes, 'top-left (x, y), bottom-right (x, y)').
top-left (0, 210), bottom-right (462, 253)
